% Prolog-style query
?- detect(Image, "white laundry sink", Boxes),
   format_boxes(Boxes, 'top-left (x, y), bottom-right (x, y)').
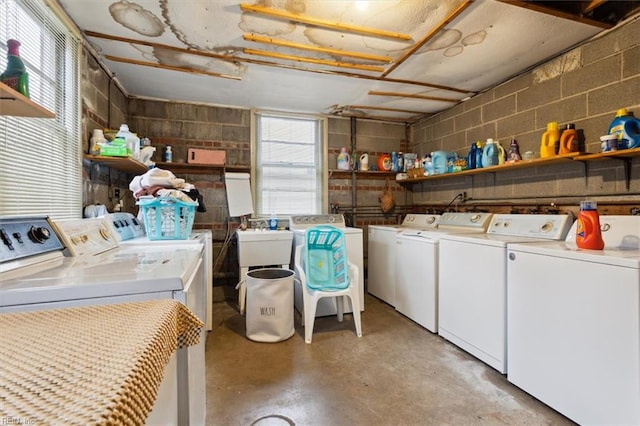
top-left (236, 229), bottom-right (293, 268)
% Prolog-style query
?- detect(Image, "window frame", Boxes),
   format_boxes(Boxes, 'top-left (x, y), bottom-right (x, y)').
top-left (251, 110), bottom-right (328, 217)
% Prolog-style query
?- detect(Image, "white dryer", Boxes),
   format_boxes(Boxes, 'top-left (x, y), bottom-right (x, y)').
top-left (289, 214), bottom-right (363, 317)
top-left (367, 214), bottom-right (439, 306)
top-left (103, 212), bottom-right (214, 331)
top-left (394, 212), bottom-right (494, 333)
top-left (437, 214), bottom-right (574, 374)
top-left (506, 215), bottom-right (640, 425)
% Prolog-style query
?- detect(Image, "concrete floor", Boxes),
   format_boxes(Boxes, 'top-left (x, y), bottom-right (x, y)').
top-left (205, 294), bottom-right (574, 426)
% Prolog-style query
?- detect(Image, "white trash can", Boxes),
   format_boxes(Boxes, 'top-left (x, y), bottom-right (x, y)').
top-left (245, 268), bottom-right (295, 342)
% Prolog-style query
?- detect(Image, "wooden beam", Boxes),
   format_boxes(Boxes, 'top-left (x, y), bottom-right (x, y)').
top-left (368, 90), bottom-right (459, 103)
top-left (103, 55), bottom-right (242, 80)
top-left (243, 48), bottom-right (385, 72)
top-left (243, 34), bottom-right (393, 63)
top-left (240, 3), bottom-right (412, 41)
top-left (383, 0), bottom-right (474, 77)
top-left (582, 0), bottom-right (607, 15)
top-left (347, 105), bottom-right (427, 115)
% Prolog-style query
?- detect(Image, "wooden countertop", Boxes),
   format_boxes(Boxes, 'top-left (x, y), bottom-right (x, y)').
top-left (0, 300), bottom-right (203, 425)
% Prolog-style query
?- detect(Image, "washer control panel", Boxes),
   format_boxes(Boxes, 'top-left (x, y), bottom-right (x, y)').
top-left (486, 214), bottom-right (574, 240)
top-left (289, 214), bottom-right (346, 228)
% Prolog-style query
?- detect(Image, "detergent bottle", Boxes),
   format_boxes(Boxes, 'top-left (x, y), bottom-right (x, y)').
top-left (496, 141), bottom-right (506, 165)
top-left (475, 141), bottom-right (483, 168)
top-left (337, 147), bottom-right (351, 170)
top-left (423, 153), bottom-right (434, 175)
top-left (359, 153), bottom-right (369, 171)
top-left (467, 143), bottom-right (477, 169)
top-left (540, 122), bottom-right (560, 158)
top-left (481, 138), bottom-right (499, 167)
top-left (575, 201), bottom-right (604, 250)
top-left (507, 138), bottom-right (522, 162)
top-left (608, 109), bottom-right (640, 149)
top-left (391, 152), bottom-right (398, 172)
top-left (0, 39), bottom-right (29, 98)
top-left (559, 123), bottom-right (579, 154)
top-left (116, 124), bottom-right (140, 160)
top-left (432, 151), bottom-right (451, 174)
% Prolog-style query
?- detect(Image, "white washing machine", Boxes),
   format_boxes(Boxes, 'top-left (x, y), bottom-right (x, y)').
top-left (0, 216), bottom-right (207, 426)
top-left (506, 215), bottom-right (640, 425)
top-left (394, 212), bottom-right (494, 333)
top-left (289, 214), bottom-right (364, 317)
top-left (367, 214), bottom-right (440, 307)
top-left (438, 214), bottom-right (574, 374)
top-left (103, 212), bottom-right (214, 331)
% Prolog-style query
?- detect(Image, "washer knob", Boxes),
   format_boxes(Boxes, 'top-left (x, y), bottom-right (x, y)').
top-left (29, 226), bottom-right (51, 243)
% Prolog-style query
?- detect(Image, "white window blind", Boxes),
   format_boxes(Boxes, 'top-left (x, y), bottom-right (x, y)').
top-left (0, 0), bottom-right (82, 220)
top-left (253, 111), bottom-right (327, 216)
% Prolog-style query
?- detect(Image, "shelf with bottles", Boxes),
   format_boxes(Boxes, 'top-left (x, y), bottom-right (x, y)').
top-left (328, 169), bottom-right (396, 179)
top-left (398, 152), bottom-right (584, 184)
top-left (84, 155), bottom-right (148, 174)
top-left (154, 162), bottom-right (250, 175)
top-left (0, 82), bottom-right (55, 118)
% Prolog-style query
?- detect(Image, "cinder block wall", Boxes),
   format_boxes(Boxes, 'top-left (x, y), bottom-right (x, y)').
top-left (410, 16), bottom-right (640, 211)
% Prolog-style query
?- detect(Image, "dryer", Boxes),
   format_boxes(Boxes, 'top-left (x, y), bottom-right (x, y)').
top-left (506, 215), bottom-right (640, 425)
top-left (367, 214), bottom-right (439, 307)
top-left (103, 212), bottom-right (214, 331)
top-left (394, 212), bottom-right (493, 333)
top-left (437, 214), bottom-right (574, 373)
top-left (289, 214), bottom-right (363, 317)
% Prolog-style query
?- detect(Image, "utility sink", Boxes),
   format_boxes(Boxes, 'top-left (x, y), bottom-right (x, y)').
top-left (236, 229), bottom-right (294, 268)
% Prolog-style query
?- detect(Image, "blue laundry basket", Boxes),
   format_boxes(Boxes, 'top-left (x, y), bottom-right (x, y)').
top-left (304, 226), bottom-right (349, 290)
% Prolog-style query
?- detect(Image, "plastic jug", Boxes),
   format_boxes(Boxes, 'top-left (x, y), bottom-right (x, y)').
top-left (378, 153), bottom-right (392, 171)
top-left (337, 147), bottom-right (351, 170)
top-left (481, 139), bottom-right (499, 167)
top-left (608, 109), bottom-right (640, 149)
top-left (116, 124), bottom-right (140, 160)
top-left (540, 122), bottom-right (559, 158)
top-left (423, 153), bottom-right (434, 175)
top-left (559, 123), bottom-right (579, 154)
top-left (391, 152), bottom-right (398, 172)
top-left (575, 201), bottom-right (604, 250)
top-left (507, 138), bottom-right (522, 162)
top-left (359, 153), bottom-right (369, 171)
top-left (432, 151), bottom-right (453, 174)
top-left (467, 143), bottom-right (477, 169)
top-left (474, 141), bottom-right (483, 168)
top-left (496, 142), bottom-right (506, 165)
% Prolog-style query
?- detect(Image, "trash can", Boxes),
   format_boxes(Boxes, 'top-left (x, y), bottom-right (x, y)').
top-left (245, 268), bottom-right (295, 342)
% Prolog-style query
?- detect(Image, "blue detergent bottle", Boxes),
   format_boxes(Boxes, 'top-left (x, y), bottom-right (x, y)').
top-left (475, 141), bottom-right (483, 168)
top-left (608, 109), bottom-right (640, 149)
top-left (467, 143), bottom-right (477, 169)
top-left (482, 138), bottom-right (499, 167)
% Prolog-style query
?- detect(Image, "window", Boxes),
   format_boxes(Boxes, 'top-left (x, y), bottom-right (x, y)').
top-left (252, 111), bottom-right (327, 216)
top-left (0, 0), bottom-right (82, 219)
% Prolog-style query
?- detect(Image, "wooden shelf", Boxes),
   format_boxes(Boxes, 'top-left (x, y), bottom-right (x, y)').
top-left (574, 147), bottom-right (640, 161)
top-left (154, 162), bottom-right (250, 175)
top-left (0, 82), bottom-right (55, 118)
top-left (329, 169), bottom-right (396, 179)
top-left (84, 155), bottom-right (148, 174)
top-left (398, 152), bottom-right (583, 183)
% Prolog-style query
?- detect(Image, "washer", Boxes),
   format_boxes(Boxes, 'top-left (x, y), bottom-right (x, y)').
top-left (394, 212), bottom-right (494, 333)
top-left (367, 214), bottom-right (440, 307)
top-left (0, 216), bottom-right (207, 426)
top-left (506, 215), bottom-right (640, 425)
top-left (103, 212), bottom-right (214, 331)
top-left (289, 214), bottom-right (364, 317)
top-left (437, 214), bottom-right (574, 374)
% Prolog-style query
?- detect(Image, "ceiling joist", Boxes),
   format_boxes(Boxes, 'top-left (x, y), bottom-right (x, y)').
top-left (243, 34), bottom-right (393, 63)
top-left (239, 3), bottom-right (413, 41)
top-left (368, 91), bottom-right (460, 103)
top-left (243, 48), bottom-right (385, 72)
top-left (103, 55), bottom-right (242, 80)
top-left (346, 105), bottom-right (428, 115)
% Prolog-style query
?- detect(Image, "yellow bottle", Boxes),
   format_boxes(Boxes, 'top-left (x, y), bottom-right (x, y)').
top-left (540, 122), bottom-right (559, 158)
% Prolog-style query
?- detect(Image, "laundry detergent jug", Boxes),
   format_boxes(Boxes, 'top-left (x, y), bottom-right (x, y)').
top-left (540, 122), bottom-right (560, 158)
top-left (359, 153), bottom-right (369, 171)
top-left (467, 143), bottom-right (478, 169)
top-left (608, 108), bottom-right (640, 149)
top-left (432, 151), bottom-right (454, 174)
top-left (337, 147), bottom-right (351, 170)
top-left (481, 139), bottom-right (499, 167)
top-left (559, 123), bottom-right (579, 154)
top-left (378, 153), bottom-right (392, 171)
top-left (576, 201), bottom-right (604, 250)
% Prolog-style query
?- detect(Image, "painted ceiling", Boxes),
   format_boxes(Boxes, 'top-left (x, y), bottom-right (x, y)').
top-left (57, 0), bottom-right (640, 122)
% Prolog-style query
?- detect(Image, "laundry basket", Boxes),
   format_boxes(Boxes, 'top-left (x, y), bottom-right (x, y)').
top-left (245, 268), bottom-right (295, 342)
top-left (137, 197), bottom-right (197, 240)
top-left (305, 226), bottom-right (349, 290)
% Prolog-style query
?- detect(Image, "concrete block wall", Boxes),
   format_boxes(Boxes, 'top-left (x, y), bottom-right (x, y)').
top-left (410, 16), bottom-right (640, 210)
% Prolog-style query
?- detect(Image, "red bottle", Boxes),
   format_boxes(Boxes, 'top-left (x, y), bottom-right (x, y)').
top-left (575, 201), bottom-right (604, 250)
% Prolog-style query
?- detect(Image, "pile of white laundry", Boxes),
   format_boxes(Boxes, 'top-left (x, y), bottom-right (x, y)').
top-left (129, 168), bottom-right (206, 214)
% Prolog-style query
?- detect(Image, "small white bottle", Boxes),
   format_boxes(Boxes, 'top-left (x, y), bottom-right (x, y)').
top-left (164, 146), bottom-right (173, 163)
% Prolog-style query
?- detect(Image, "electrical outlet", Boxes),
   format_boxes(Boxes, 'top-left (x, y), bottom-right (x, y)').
top-left (114, 188), bottom-right (120, 199)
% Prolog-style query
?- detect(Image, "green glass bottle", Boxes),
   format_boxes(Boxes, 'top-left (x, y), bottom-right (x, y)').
top-left (1, 39), bottom-right (30, 99)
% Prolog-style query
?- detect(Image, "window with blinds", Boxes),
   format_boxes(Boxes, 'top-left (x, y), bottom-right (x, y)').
top-left (0, 0), bottom-right (82, 220)
top-left (253, 111), bottom-right (327, 216)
